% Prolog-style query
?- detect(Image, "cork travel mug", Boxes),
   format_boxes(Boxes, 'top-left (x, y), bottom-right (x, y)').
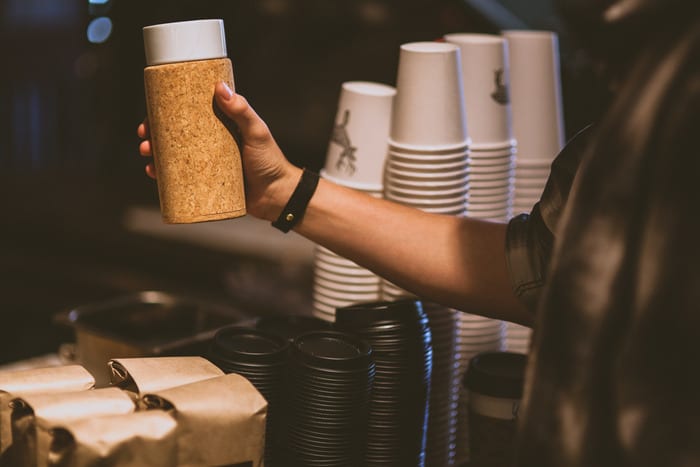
top-left (143, 19), bottom-right (246, 223)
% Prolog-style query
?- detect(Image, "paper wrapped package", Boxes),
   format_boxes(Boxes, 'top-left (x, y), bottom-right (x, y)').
top-left (108, 357), bottom-right (223, 399)
top-left (0, 365), bottom-right (94, 456)
top-left (47, 410), bottom-right (178, 467)
top-left (9, 387), bottom-right (135, 467)
top-left (142, 373), bottom-right (267, 467)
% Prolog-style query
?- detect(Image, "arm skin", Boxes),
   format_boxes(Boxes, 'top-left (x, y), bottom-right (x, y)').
top-left (139, 82), bottom-right (532, 326)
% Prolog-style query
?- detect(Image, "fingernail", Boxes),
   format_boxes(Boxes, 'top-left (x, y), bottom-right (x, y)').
top-left (217, 82), bottom-right (233, 100)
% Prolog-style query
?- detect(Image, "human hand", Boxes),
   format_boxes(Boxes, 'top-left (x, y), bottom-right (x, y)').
top-left (137, 82), bottom-right (302, 221)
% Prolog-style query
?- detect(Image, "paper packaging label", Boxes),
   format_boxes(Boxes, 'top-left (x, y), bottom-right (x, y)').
top-left (0, 365), bottom-right (94, 456)
top-left (142, 373), bottom-right (267, 467)
top-left (9, 387), bottom-right (135, 467)
top-left (48, 410), bottom-right (178, 467)
top-left (108, 356), bottom-right (223, 397)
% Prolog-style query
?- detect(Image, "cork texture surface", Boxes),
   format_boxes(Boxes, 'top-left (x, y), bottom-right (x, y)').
top-left (144, 58), bottom-right (246, 223)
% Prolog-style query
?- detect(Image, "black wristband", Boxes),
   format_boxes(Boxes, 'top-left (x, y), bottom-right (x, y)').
top-left (272, 168), bottom-right (320, 233)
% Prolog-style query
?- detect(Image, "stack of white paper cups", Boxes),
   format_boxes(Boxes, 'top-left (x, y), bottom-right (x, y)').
top-left (442, 33), bottom-right (513, 465)
top-left (504, 30), bottom-right (565, 354)
top-left (444, 33), bottom-right (516, 224)
top-left (313, 81), bottom-right (396, 322)
top-left (381, 41), bottom-right (470, 300)
top-left (504, 30), bottom-right (564, 217)
top-left (380, 41), bottom-right (503, 466)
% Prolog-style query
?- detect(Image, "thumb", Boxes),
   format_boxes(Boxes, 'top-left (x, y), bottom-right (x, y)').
top-left (214, 82), bottom-right (272, 148)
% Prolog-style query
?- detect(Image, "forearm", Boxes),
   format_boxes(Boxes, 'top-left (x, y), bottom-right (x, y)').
top-left (201, 90), bottom-right (532, 325)
top-left (271, 172), bottom-right (532, 326)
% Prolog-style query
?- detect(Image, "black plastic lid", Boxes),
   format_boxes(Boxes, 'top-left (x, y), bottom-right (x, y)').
top-left (291, 330), bottom-right (373, 371)
top-left (464, 351), bottom-right (527, 399)
top-left (211, 326), bottom-right (289, 365)
top-left (335, 298), bottom-right (425, 327)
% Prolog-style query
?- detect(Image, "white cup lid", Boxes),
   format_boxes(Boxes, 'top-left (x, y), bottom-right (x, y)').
top-left (143, 19), bottom-right (227, 66)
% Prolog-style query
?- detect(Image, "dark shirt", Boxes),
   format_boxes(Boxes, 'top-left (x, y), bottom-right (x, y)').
top-left (506, 124), bottom-right (593, 312)
top-left (503, 17), bottom-right (700, 467)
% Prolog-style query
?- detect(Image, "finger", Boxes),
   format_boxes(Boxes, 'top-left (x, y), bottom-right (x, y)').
top-left (214, 83), bottom-right (271, 147)
top-left (137, 120), bottom-right (149, 139)
top-left (145, 163), bottom-right (157, 179)
top-left (139, 140), bottom-right (152, 157)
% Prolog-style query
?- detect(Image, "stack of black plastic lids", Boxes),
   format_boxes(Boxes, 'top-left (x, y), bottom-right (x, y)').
top-left (422, 301), bottom-right (461, 466)
top-left (207, 326), bottom-right (289, 467)
top-left (286, 330), bottom-right (375, 467)
top-left (335, 299), bottom-right (433, 467)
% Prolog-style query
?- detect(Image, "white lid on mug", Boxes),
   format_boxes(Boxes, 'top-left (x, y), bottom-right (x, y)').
top-left (143, 19), bottom-right (227, 66)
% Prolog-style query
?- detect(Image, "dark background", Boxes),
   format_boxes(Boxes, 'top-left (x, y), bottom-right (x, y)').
top-left (0, 0), bottom-right (599, 364)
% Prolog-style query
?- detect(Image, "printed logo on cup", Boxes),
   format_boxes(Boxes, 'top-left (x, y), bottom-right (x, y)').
top-left (331, 110), bottom-right (357, 176)
top-left (491, 68), bottom-right (509, 105)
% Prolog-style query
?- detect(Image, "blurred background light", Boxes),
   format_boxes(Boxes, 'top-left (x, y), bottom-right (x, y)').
top-left (87, 16), bottom-right (113, 43)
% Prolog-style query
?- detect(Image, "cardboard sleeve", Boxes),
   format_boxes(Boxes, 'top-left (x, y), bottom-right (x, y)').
top-left (142, 373), bottom-right (267, 467)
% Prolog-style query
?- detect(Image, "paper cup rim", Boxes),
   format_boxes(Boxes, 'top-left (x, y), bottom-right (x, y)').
top-left (341, 81), bottom-right (396, 97)
top-left (444, 32), bottom-right (505, 45)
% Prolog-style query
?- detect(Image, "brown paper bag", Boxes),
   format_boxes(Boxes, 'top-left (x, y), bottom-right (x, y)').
top-left (142, 373), bottom-right (267, 467)
top-left (108, 357), bottom-right (223, 398)
top-left (10, 387), bottom-right (135, 467)
top-left (47, 410), bottom-right (178, 467)
top-left (0, 365), bottom-right (94, 456)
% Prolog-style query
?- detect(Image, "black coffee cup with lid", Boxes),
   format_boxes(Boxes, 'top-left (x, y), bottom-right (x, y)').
top-left (464, 351), bottom-right (528, 467)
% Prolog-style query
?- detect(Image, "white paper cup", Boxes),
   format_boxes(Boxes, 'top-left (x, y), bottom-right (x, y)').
top-left (386, 183), bottom-right (468, 198)
top-left (386, 193), bottom-right (467, 208)
top-left (386, 166), bottom-right (470, 182)
top-left (471, 162), bottom-right (513, 173)
top-left (469, 192), bottom-right (511, 203)
top-left (315, 269), bottom-right (382, 285)
top-left (323, 81), bottom-right (396, 186)
top-left (444, 33), bottom-right (513, 145)
top-left (457, 327), bottom-right (503, 337)
top-left (315, 260), bottom-right (381, 278)
top-left (385, 170), bottom-right (469, 189)
top-left (312, 308), bottom-right (335, 322)
top-left (515, 164), bottom-right (551, 178)
top-left (421, 206), bottom-right (468, 215)
top-left (314, 277), bottom-right (381, 294)
top-left (503, 30), bottom-right (565, 161)
top-left (470, 139), bottom-right (517, 152)
top-left (468, 171), bottom-right (512, 183)
top-left (515, 157), bottom-right (555, 166)
top-left (469, 177), bottom-right (513, 188)
top-left (390, 42), bottom-right (469, 150)
top-left (514, 178), bottom-right (547, 189)
top-left (469, 163), bottom-right (513, 174)
top-left (314, 287), bottom-right (381, 303)
top-left (387, 158), bottom-right (470, 172)
top-left (388, 148), bottom-right (470, 163)
top-left (469, 154), bottom-right (513, 165)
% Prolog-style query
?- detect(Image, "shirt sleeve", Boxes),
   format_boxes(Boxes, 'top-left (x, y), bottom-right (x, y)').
top-left (504, 125), bottom-right (594, 313)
